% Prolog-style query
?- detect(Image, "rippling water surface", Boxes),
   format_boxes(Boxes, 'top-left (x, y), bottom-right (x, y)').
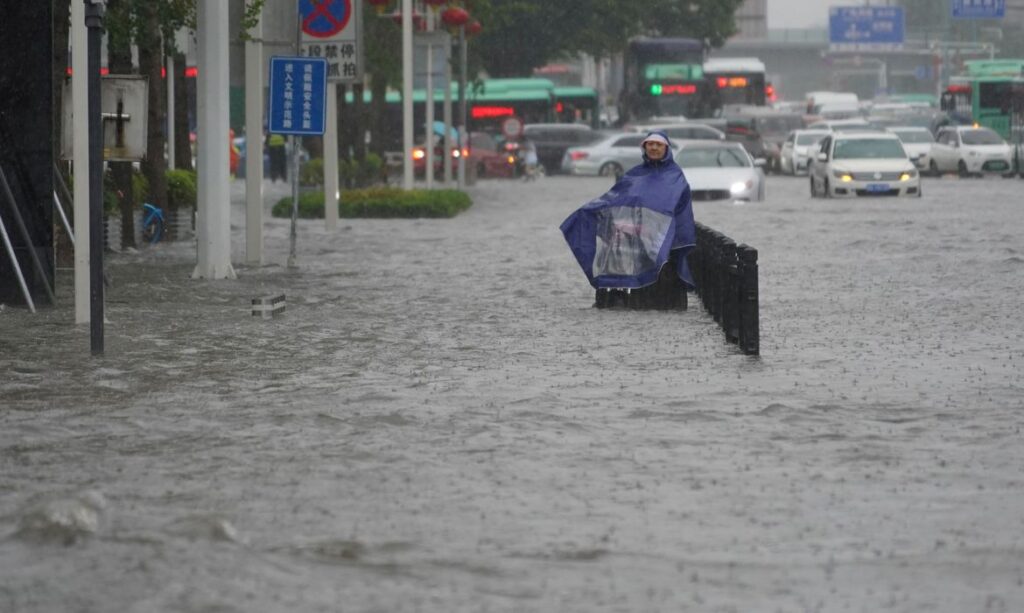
top-left (2, 175), bottom-right (1023, 612)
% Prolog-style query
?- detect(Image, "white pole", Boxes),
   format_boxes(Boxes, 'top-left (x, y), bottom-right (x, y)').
top-left (425, 40), bottom-right (434, 190)
top-left (193, 0), bottom-right (236, 280)
top-left (245, 7), bottom-right (264, 264)
top-left (402, 0), bottom-right (414, 189)
top-left (324, 85), bottom-right (339, 231)
top-left (72, 0), bottom-right (90, 324)
top-left (443, 38), bottom-right (453, 186)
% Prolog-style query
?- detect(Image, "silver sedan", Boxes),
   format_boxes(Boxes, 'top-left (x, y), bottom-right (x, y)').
top-left (561, 133), bottom-right (647, 177)
top-left (675, 141), bottom-right (767, 201)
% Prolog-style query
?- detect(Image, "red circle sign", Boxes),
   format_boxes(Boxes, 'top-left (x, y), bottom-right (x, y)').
top-left (300, 0), bottom-right (352, 39)
top-left (502, 116), bottom-right (524, 139)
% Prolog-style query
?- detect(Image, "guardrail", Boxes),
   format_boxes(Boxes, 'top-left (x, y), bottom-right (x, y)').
top-left (687, 223), bottom-right (759, 355)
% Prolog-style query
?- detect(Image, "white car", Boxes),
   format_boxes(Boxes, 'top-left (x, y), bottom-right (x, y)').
top-left (809, 132), bottom-right (921, 198)
top-left (626, 122), bottom-right (727, 142)
top-left (675, 141), bottom-right (766, 202)
top-left (887, 126), bottom-right (934, 173)
top-left (929, 126), bottom-right (1014, 177)
top-left (562, 132), bottom-right (646, 177)
top-left (806, 118), bottom-right (874, 132)
top-left (779, 129), bottom-right (829, 175)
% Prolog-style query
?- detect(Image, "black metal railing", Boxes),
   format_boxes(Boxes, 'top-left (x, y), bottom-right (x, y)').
top-left (687, 223), bottom-right (759, 355)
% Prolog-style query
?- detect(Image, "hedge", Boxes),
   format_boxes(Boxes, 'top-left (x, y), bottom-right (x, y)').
top-left (299, 153), bottom-right (385, 189)
top-left (271, 187), bottom-right (472, 219)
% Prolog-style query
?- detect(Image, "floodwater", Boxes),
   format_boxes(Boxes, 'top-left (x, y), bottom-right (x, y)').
top-left (2, 173), bottom-right (1023, 612)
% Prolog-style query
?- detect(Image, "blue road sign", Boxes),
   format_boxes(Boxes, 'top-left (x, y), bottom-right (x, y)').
top-left (299, 0), bottom-right (352, 39)
top-left (268, 56), bottom-right (328, 136)
top-left (952, 0), bottom-right (1005, 20)
top-left (829, 6), bottom-right (905, 49)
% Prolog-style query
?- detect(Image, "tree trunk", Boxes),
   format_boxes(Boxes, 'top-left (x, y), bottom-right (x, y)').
top-left (173, 51), bottom-right (193, 172)
top-left (353, 82), bottom-right (366, 161)
top-left (107, 0), bottom-right (135, 250)
top-left (52, 0), bottom-right (73, 265)
top-left (337, 84), bottom-right (350, 161)
top-left (369, 73), bottom-right (389, 157)
top-left (137, 3), bottom-right (168, 235)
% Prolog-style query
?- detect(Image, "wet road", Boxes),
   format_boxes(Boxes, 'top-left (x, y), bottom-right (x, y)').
top-left (2, 174), bottom-right (1023, 612)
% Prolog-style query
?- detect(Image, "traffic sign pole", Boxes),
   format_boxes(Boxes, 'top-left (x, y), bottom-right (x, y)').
top-left (324, 84), bottom-right (339, 231)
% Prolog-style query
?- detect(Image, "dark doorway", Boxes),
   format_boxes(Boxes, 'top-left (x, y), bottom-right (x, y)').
top-left (0, 3), bottom-right (54, 306)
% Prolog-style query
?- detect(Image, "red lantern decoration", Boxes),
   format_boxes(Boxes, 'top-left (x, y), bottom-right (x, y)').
top-left (441, 6), bottom-right (470, 27)
top-left (465, 19), bottom-right (482, 36)
top-left (391, 10), bottom-right (426, 30)
top-left (366, 0), bottom-right (390, 14)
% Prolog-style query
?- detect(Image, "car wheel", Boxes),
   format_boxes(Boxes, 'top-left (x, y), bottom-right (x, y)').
top-left (957, 160), bottom-right (969, 178)
top-left (599, 162), bottom-right (623, 178)
top-left (929, 159), bottom-right (940, 177)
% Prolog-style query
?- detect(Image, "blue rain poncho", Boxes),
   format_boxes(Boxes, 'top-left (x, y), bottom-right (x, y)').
top-left (560, 131), bottom-right (696, 290)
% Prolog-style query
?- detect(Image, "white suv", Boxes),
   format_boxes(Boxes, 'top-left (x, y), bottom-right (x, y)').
top-left (809, 132), bottom-right (921, 198)
top-left (929, 126), bottom-right (1014, 177)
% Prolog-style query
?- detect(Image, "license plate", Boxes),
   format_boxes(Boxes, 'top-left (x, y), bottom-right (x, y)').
top-left (987, 161), bottom-right (1008, 171)
top-left (866, 183), bottom-right (890, 192)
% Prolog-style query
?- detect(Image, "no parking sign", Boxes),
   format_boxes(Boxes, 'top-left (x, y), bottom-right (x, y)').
top-left (299, 0), bottom-right (363, 84)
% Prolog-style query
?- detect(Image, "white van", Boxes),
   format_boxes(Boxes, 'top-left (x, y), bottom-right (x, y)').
top-left (805, 91), bottom-right (859, 116)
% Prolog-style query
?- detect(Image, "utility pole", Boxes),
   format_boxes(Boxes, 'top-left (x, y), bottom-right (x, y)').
top-left (84, 0), bottom-right (105, 355)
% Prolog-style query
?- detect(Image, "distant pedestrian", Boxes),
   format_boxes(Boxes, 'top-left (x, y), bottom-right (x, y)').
top-left (268, 133), bottom-right (287, 182)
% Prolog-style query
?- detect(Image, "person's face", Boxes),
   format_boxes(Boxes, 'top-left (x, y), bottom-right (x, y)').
top-left (644, 140), bottom-right (667, 160)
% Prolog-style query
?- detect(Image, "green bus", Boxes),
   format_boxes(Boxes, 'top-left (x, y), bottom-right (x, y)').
top-left (554, 86), bottom-right (600, 129)
top-left (942, 59), bottom-right (1024, 139)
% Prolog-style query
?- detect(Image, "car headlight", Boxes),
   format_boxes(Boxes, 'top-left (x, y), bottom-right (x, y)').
top-left (730, 180), bottom-right (752, 195)
top-left (899, 170), bottom-right (918, 181)
top-left (832, 170), bottom-right (853, 182)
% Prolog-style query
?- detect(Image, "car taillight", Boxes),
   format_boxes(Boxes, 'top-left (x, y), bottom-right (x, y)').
top-left (570, 151), bottom-right (589, 161)
top-left (462, 148), bottom-right (470, 157)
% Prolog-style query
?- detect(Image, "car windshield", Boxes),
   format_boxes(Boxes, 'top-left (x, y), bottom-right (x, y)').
top-left (796, 133), bottom-right (825, 145)
top-left (961, 129), bottom-right (1004, 145)
top-left (677, 147), bottom-right (749, 168)
top-left (833, 138), bottom-right (906, 159)
top-left (892, 130), bottom-right (933, 143)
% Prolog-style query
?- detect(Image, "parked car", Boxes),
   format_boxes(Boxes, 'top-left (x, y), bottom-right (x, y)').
top-left (887, 126), bottom-right (934, 173)
top-left (522, 123), bottom-right (600, 175)
top-left (675, 140), bottom-right (766, 202)
top-left (562, 132), bottom-right (647, 177)
top-left (806, 118), bottom-right (874, 132)
top-left (626, 122), bottom-right (726, 142)
top-left (714, 108), bottom-right (802, 173)
top-left (809, 131), bottom-right (921, 198)
top-left (779, 129), bottom-right (829, 175)
top-left (929, 125), bottom-right (1014, 178)
top-left (413, 131), bottom-right (514, 179)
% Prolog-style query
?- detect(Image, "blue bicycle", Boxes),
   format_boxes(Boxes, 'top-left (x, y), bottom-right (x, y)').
top-left (141, 203), bottom-right (164, 245)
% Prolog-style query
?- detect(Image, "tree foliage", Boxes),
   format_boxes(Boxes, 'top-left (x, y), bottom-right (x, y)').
top-left (473, 0), bottom-right (745, 77)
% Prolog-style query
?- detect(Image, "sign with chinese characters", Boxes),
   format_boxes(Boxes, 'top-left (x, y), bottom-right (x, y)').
top-left (268, 56), bottom-right (328, 135)
top-left (299, 0), bottom-right (363, 83)
top-left (952, 0), bottom-right (1005, 20)
top-left (829, 6), bottom-right (905, 51)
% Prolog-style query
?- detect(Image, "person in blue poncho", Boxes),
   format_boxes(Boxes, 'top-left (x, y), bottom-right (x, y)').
top-left (560, 130), bottom-right (696, 309)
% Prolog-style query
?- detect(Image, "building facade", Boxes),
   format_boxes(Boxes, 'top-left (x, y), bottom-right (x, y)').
top-left (733, 0), bottom-right (768, 40)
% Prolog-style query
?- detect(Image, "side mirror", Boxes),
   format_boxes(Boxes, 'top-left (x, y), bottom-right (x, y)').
top-left (817, 152), bottom-right (828, 162)
top-left (911, 153), bottom-right (924, 162)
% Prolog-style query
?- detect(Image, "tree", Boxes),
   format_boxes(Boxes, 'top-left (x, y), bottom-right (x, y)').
top-left (473, 0), bottom-right (745, 77)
